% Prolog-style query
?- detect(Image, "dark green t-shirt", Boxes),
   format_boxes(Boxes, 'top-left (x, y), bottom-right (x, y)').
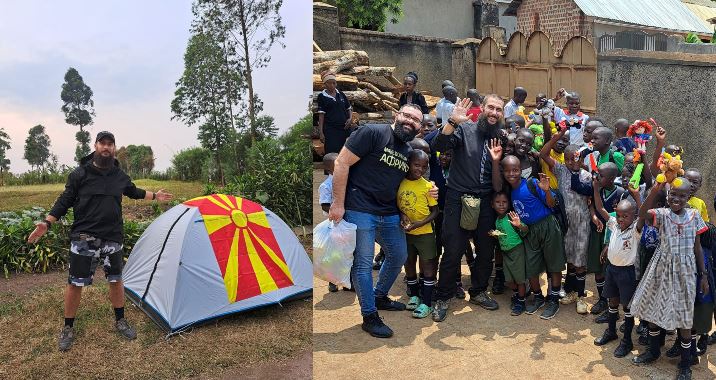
top-left (495, 215), bottom-right (526, 251)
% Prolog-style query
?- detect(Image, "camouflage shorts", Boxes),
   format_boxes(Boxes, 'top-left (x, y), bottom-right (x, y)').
top-left (68, 234), bottom-right (124, 286)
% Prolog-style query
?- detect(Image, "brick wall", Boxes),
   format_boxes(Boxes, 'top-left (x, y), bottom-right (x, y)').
top-left (515, 0), bottom-right (592, 55)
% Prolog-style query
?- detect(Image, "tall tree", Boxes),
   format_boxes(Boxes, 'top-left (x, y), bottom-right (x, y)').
top-left (0, 128), bottom-right (11, 186)
top-left (194, 0), bottom-right (285, 145)
top-left (117, 145), bottom-right (155, 177)
top-left (23, 125), bottom-right (51, 172)
top-left (60, 67), bottom-right (95, 162)
top-left (171, 31), bottom-right (243, 185)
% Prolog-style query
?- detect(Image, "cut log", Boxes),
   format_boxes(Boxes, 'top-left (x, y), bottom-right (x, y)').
top-left (357, 82), bottom-right (399, 103)
top-left (312, 41), bottom-right (323, 53)
top-left (312, 90), bottom-right (395, 103)
top-left (313, 51), bottom-right (370, 74)
top-left (345, 66), bottom-right (395, 76)
top-left (424, 95), bottom-right (441, 108)
top-left (312, 74), bottom-right (358, 91)
top-left (355, 76), bottom-right (395, 92)
top-left (359, 111), bottom-right (394, 120)
top-left (313, 50), bottom-right (368, 64)
top-left (384, 75), bottom-right (402, 87)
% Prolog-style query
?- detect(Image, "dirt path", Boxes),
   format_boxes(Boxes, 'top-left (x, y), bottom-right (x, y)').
top-left (312, 169), bottom-right (716, 379)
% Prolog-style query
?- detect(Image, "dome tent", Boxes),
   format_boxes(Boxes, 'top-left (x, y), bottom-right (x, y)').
top-left (122, 194), bottom-right (312, 333)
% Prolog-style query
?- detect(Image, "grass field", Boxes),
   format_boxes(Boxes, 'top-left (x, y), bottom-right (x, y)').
top-left (0, 180), bottom-right (205, 217)
top-left (0, 237), bottom-right (313, 380)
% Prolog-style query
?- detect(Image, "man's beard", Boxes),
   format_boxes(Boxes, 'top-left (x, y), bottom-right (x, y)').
top-left (477, 113), bottom-right (504, 133)
top-left (93, 152), bottom-right (114, 168)
top-left (393, 122), bottom-right (418, 143)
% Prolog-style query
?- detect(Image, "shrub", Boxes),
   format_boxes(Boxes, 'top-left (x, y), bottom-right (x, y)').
top-left (0, 207), bottom-right (148, 277)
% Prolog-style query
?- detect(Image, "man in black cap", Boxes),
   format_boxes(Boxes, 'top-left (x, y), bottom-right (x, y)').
top-left (27, 131), bottom-right (173, 352)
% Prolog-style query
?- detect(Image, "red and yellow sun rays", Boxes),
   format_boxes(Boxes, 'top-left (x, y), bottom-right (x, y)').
top-left (184, 195), bottom-right (294, 303)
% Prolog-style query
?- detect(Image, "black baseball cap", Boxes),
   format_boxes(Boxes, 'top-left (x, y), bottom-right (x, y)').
top-left (95, 131), bottom-right (115, 143)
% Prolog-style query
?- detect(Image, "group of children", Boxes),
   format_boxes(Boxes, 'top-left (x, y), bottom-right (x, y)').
top-left (319, 73), bottom-right (716, 379)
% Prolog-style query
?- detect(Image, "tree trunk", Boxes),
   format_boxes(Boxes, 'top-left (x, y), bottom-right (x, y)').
top-left (238, 0), bottom-right (257, 146)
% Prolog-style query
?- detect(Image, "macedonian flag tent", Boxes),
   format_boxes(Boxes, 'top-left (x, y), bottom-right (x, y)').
top-left (122, 194), bottom-right (312, 332)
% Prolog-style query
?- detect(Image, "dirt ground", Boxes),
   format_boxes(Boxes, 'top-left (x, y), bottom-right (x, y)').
top-left (312, 168), bottom-right (716, 379)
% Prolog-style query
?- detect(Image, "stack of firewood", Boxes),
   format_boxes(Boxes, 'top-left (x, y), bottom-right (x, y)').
top-left (312, 49), bottom-right (440, 126)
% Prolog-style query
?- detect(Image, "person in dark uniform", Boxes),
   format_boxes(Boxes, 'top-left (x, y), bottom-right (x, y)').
top-left (398, 71), bottom-right (429, 115)
top-left (317, 70), bottom-right (352, 154)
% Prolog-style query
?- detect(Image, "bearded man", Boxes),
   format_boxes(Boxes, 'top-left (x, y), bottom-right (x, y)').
top-left (27, 131), bottom-right (173, 351)
top-left (328, 104), bottom-right (436, 338)
top-left (430, 95), bottom-right (506, 322)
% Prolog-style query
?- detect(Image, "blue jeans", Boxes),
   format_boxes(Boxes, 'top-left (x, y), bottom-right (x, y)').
top-left (345, 210), bottom-right (407, 316)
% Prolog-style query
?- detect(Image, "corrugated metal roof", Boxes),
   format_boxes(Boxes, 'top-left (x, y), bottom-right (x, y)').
top-left (682, 2), bottom-right (716, 28)
top-left (574, 0), bottom-right (712, 34)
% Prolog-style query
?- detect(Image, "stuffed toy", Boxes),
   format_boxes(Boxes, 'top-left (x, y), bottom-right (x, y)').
top-left (627, 119), bottom-right (654, 153)
top-left (655, 151), bottom-right (685, 187)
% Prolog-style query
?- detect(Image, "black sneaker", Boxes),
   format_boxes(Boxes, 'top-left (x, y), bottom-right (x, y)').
top-left (372, 253), bottom-right (385, 270)
top-left (510, 302), bottom-right (525, 316)
top-left (666, 339), bottom-right (681, 358)
top-left (539, 299), bottom-right (559, 320)
top-left (468, 291), bottom-right (499, 310)
top-left (328, 283), bottom-right (338, 292)
top-left (632, 349), bottom-right (659, 365)
top-left (455, 283), bottom-right (466, 299)
top-left (594, 328), bottom-right (618, 346)
top-left (432, 299), bottom-right (449, 322)
top-left (510, 294), bottom-right (518, 308)
top-left (115, 318), bottom-right (137, 340)
top-left (697, 335), bottom-right (708, 356)
top-left (709, 331), bottom-right (716, 345)
top-left (591, 299), bottom-right (608, 315)
top-left (361, 312), bottom-right (393, 338)
top-left (58, 325), bottom-right (75, 352)
top-left (375, 296), bottom-right (406, 311)
top-left (676, 367), bottom-right (692, 380)
top-left (342, 286), bottom-right (355, 292)
top-left (614, 339), bottom-right (633, 358)
top-left (594, 310), bottom-right (611, 324)
top-left (525, 296), bottom-right (545, 315)
top-left (619, 322), bottom-right (626, 333)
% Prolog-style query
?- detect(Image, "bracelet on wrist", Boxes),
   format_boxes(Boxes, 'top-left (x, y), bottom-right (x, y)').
top-left (42, 219), bottom-right (52, 228)
top-left (447, 118), bottom-right (459, 128)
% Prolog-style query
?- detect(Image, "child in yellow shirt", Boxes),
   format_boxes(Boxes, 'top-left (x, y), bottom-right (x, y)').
top-left (398, 150), bottom-right (439, 318)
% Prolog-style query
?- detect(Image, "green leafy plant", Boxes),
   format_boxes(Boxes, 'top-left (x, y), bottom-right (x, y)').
top-left (685, 32), bottom-right (703, 44)
top-left (327, 0), bottom-right (403, 31)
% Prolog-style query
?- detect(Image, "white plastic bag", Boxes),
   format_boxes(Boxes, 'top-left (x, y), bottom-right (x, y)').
top-left (313, 219), bottom-right (356, 288)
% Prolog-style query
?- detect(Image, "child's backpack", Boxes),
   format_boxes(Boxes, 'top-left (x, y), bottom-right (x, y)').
top-left (526, 178), bottom-right (568, 234)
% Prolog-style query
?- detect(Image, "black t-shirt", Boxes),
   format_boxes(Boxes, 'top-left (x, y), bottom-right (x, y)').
top-left (399, 92), bottom-right (429, 114)
top-left (317, 90), bottom-right (351, 127)
top-left (344, 124), bottom-right (412, 215)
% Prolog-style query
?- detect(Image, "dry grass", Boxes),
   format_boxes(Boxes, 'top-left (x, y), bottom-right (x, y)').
top-left (0, 237), bottom-right (313, 379)
top-left (0, 180), bottom-right (205, 216)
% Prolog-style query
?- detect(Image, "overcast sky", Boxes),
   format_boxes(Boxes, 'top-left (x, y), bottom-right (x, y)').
top-left (0, 1), bottom-right (311, 173)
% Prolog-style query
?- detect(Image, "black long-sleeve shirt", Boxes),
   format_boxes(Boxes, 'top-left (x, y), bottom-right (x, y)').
top-left (432, 120), bottom-right (501, 196)
top-left (399, 92), bottom-right (429, 114)
top-left (49, 152), bottom-right (146, 243)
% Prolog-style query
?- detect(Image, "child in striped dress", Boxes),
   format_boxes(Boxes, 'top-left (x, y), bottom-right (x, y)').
top-left (629, 180), bottom-right (709, 380)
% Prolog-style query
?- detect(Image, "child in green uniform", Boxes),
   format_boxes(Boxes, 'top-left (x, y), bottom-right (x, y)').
top-left (490, 191), bottom-right (529, 316)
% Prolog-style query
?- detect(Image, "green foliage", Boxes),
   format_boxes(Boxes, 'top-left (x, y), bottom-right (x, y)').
top-left (193, 0), bottom-right (285, 144)
top-left (230, 136), bottom-right (311, 227)
top-left (3, 167), bottom-right (74, 186)
top-left (172, 30), bottom-right (244, 184)
top-left (23, 125), bottom-right (51, 171)
top-left (327, 0), bottom-right (403, 31)
top-left (0, 128), bottom-right (11, 186)
top-left (279, 114), bottom-right (312, 147)
top-left (60, 67), bottom-right (95, 163)
top-left (712, 29), bottom-right (716, 44)
top-left (171, 147), bottom-right (211, 181)
top-left (685, 32), bottom-right (702, 44)
top-left (0, 207), bottom-right (148, 277)
top-left (74, 130), bottom-right (91, 162)
top-left (116, 144), bottom-right (155, 178)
